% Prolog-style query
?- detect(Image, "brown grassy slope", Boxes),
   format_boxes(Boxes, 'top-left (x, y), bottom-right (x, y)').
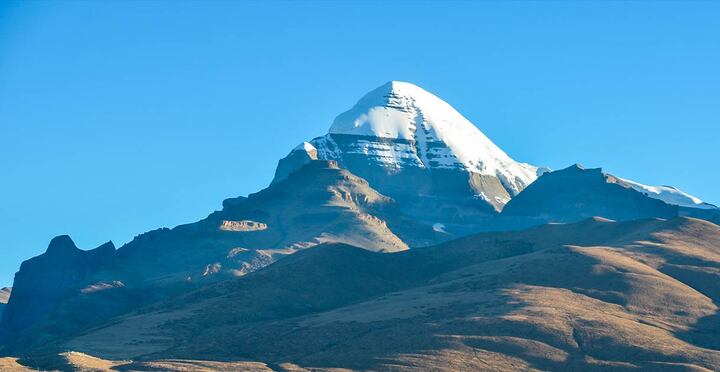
top-left (0, 357), bottom-right (31, 372)
top-left (50, 218), bottom-right (720, 371)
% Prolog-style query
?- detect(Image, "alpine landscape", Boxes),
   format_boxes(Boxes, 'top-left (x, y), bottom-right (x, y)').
top-left (2, 81), bottom-right (719, 371)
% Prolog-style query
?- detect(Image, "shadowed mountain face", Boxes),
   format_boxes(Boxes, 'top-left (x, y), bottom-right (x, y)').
top-left (502, 165), bottom-right (680, 222)
top-left (15, 217), bottom-right (720, 371)
top-left (0, 237), bottom-right (115, 338)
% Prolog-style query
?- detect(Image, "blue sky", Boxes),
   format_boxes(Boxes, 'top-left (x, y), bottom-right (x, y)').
top-left (1, 1), bottom-right (719, 286)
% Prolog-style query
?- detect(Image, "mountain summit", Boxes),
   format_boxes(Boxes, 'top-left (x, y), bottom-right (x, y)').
top-left (274, 81), bottom-right (540, 220)
top-left (328, 81), bottom-right (538, 190)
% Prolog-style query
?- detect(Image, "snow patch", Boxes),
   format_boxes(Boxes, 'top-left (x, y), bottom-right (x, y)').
top-left (294, 141), bottom-right (317, 152)
top-left (620, 178), bottom-right (716, 210)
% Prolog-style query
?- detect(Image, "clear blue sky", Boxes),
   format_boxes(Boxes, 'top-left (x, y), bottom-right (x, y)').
top-left (1, 1), bottom-right (718, 286)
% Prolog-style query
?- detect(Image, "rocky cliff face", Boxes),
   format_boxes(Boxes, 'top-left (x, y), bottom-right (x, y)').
top-left (0, 236), bottom-right (115, 338)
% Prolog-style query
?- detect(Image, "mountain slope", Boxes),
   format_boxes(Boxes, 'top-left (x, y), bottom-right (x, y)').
top-left (0, 160), bottom-right (438, 352)
top-left (26, 217), bottom-right (720, 371)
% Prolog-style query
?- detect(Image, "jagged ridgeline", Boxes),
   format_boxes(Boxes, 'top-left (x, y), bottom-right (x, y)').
top-left (1, 82), bottom-right (719, 371)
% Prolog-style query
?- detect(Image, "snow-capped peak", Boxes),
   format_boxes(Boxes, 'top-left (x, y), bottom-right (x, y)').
top-left (326, 81), bottom-right (538, 195)
top-left (330, 81), bottom-right (448, 140)
top-left (620, 178), bottom-right (716, 210)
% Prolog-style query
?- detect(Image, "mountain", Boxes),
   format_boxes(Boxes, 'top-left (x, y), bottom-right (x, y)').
top-left (501, 164), bottom-right (719, 227)
top-left (502, 164), bottom-right (679, 222)
top-left (273, 81), bottom-right (542, 234)
top-left (17, 217), bottom-right (720, 371)
top-left (0, 160), bottom-right (441, 351)
top-left (2, 81), bottom-right (719, 371)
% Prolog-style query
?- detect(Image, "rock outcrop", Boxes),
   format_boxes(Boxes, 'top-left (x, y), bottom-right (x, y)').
top-left (0, 288), bottom-right (10, 320)
top-left (271, 142), bottom-right (318, 184)
top-left (0, 236), bottom-right (115, 339)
